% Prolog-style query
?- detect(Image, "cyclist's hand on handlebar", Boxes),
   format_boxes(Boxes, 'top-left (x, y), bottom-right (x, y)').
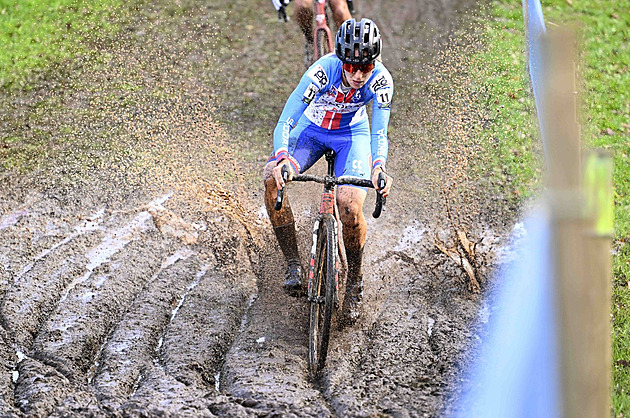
top-left (371, 166), bottom-right (393, 197)
top-left (272, 159), bottom-right (294, 190)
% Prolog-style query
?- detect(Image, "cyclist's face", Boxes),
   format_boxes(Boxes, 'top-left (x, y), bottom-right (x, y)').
top-left (342, 65), bottom-right (373, 89)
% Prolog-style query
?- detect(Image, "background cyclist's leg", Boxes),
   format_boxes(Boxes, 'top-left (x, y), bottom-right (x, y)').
top-left (293, 0), bottom-right (315, 67)
top-left (264, 122), bottom-right (325, 295)
top-left (328, 0), bottom-right (352, 29)
top-left (293, 0), bottom-right (314, 40)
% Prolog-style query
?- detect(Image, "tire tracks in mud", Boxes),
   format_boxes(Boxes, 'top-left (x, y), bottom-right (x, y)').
top-left (0, 0), bottom-right (506, 414)
top-left (0, 192), bottom-right (261, 416)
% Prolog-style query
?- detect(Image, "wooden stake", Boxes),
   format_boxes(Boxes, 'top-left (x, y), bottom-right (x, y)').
top-left (545, 28), bottom-right (612, 418)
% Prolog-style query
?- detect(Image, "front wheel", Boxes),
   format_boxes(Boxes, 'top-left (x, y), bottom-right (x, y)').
top-left (308, 215), bottom-right (337, 375)
top-left (315, 28), bottom-right (332, 61)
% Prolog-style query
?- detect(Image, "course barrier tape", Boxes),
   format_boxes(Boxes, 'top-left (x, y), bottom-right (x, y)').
top-left (523, 0), bottom-right (548, 161)
top-left (453, 2), bottom-right (561, 416)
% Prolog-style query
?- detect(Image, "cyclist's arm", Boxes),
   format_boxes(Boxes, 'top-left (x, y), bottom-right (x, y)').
top-left (369, 70), bottom-right (394, 174)
top-left (272, 64), bottom-right (329, 164)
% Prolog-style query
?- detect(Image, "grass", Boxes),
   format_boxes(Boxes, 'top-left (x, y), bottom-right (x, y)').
top-left (483, 0), bottom-right (630, 414)
top-left (0, 0), bottom-right (123, 89)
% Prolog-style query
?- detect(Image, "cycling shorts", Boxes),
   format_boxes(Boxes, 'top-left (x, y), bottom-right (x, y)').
top-left (268, 119), bottom-right (372, 182)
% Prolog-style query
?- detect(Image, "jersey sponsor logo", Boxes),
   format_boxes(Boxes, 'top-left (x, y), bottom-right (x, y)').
top-left (371, 74), bottom-right (390, 91)
top-left (282, 117), bottom-right (294, 146)
top-left (307, 64), bottom-right (329, 88)
top-left (303, 83), bottom-right (319, 104)
top-left (376, 128), bottom-right (387, 155)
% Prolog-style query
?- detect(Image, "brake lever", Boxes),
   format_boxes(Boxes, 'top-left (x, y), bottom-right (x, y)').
top-left (274, 165), bottom-right (290, 211)
top-left (372, 172), bottom-right (387, 218)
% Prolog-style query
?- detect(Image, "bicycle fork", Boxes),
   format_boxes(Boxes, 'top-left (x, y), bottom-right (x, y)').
top-left (313, 0), bottom-right (334, 61)
top-left (307, 194), bottom-right (340, 308)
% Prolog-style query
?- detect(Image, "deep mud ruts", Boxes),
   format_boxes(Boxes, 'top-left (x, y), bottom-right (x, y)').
top-left (0, 0), bottom-right (513, 416)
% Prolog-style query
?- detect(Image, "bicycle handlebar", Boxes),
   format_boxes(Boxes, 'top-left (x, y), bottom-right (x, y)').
top-left (274, 166), bottom-right (387, 218)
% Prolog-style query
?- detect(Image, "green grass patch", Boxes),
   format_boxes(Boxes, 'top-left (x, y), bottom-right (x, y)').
top-left (485, 0), bottom-right (630, 414)
top-left (473, 4), bottom-right (543, 201)
top-left (0, 0), bottom-right (124, 90)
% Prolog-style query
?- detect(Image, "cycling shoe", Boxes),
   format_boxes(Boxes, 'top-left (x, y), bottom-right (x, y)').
top-left (283, 262), bottom-right (303, 296)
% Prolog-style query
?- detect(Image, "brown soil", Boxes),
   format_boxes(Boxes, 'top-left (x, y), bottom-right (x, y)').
top-left (0, 0), bottom-right (519, 416)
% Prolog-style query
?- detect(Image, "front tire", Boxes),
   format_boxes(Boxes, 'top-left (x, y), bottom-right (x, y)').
top-left (315, 28), bottom-right (332, 61)
top-left (308, 215), bottom-right (336, 375)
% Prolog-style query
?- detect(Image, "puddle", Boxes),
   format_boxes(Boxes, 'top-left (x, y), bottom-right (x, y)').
top-left (11, 350), bottom-right (27, 383)
top-left (427, 317), bottom-right (435, 337)
top-left (394, 221), bottom-right (427, 252)
top-left (16, 208), bottom-right (105, 280)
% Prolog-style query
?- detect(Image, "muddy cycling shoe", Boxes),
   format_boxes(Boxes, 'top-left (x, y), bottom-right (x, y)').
top-left (283, 263), bottom-right (303, 296)
top-left (341, 281), bottom-right (363, 327)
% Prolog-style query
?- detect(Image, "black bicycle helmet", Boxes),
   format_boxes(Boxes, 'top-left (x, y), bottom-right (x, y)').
top-left (335, 18), bottom-right (381, 65)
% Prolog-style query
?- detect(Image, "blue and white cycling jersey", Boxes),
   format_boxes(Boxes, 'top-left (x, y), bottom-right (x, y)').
top-left (272, 53), bottom-right (394, 175)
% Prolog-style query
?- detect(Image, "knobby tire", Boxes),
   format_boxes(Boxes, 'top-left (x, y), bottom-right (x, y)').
top-left (315, 29), bottom-right (331, 61)
top-left (309, 215), bottom-right (336, 375)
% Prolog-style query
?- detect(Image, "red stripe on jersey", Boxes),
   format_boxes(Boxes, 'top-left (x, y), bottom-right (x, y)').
top-left (322, 111), bottom-right (334, 129)
top-left (343, 89), bottom-right (356, 103)
top-left (331, 113), bottom-right (341, 129)
top-left (322, 87), bottom-right (357, 130)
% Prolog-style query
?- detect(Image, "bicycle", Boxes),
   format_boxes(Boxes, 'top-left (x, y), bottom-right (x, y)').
top-left (276, 0), bottom-right (356, 66)
top-left (274, 150), bottom-right (386, 374)
top-left (312, 0), bottom-right (334, 62)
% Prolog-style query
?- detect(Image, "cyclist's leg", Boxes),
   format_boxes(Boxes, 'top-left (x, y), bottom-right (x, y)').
top-left (264, 160), bottom-right (303, 294)
top-left (294, 0), bottom-right (314, 41)
top-left (333, 131), bottom-right (369, 270)
top-left (327, 125), bottom-right (370, 324)
top-left (328, 0), bottom-right (352, 29)
top-left (264, 121), bottom-right (326, 294)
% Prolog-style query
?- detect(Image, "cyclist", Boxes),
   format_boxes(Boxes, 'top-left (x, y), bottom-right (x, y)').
top-left (272, 0), bottom-right (352, 68)
top-left (263, 18), bottom-right (394, 326)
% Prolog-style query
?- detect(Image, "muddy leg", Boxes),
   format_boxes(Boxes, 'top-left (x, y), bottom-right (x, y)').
top-left (337, 186), bottom-right (367, 326)
top-left (264, 163), bottom-right (303, 296)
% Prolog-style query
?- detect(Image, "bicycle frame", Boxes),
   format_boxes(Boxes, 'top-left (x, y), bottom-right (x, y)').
top-left (307, 152), bottom-right (340, 306)
top-left (313, 0), bottom-right (334, 61)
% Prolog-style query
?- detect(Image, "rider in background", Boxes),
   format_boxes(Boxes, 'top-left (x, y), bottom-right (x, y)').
top-left (272, 0), bottom-right (352, 68)
top-left (263, 18), bottom-right (394, 326)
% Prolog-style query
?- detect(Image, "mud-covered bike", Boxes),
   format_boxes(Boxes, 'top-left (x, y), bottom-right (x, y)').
top-left (275, 150), bottom-right (385, 374)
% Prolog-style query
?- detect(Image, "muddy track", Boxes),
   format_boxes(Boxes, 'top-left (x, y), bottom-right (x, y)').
top-left (0, 0), bottom-right (515, 416)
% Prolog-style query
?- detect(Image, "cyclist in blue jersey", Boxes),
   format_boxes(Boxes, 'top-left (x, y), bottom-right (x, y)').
top-left (264, 18), bottom-right (394, 325)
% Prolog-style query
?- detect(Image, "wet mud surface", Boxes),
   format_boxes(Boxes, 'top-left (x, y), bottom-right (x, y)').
top-left (0, 0), bottom-right (520, 416)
